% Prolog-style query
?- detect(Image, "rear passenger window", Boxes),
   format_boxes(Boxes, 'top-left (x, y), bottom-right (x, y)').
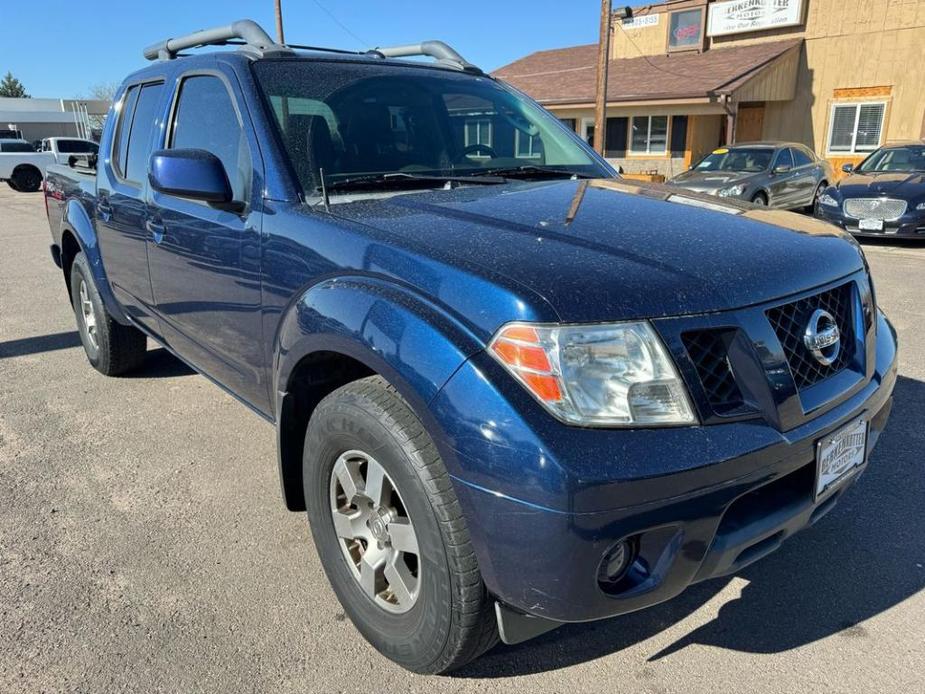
top-left (170, 75), bottom-right (250, 200)
top-left (112, 86), bottom-right (140, 178)
top-left (791, 147), bottom-right (813, 167)
top-left (124, 83), bottom-right (165, 184)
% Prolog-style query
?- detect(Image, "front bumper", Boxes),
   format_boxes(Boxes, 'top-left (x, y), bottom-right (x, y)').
top-left (815, 204), bottom-right (925, 238)
top-left (431, 310), bottom-right (898, 623)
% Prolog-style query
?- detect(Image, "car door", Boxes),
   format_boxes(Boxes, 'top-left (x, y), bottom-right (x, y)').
top-left (95, 81), bottom-right (166, 330)
top-left (145, 71), bottom-right (268, 412)
top-left (789, 146), bottom-right (818, 206)
top-left (767, 147), bottom-right (796, 208)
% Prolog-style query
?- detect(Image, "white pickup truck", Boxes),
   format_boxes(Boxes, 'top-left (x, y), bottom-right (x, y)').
top-left (38, 137), bottom-right (99, 166)
top-left (0, 140), bottom-right (56, 192)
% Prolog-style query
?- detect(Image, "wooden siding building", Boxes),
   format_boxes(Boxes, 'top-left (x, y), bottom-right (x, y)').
top-left (494, 0), bottom-right (925, 181)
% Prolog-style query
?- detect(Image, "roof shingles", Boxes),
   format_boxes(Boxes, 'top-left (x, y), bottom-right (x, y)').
top-left (493, 39), bottom-right (802, 105)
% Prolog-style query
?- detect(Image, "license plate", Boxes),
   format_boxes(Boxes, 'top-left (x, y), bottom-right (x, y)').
top-left (815, 418), bottom-right (868, 498)
top-left (859, 218), bottom-right (884, 231)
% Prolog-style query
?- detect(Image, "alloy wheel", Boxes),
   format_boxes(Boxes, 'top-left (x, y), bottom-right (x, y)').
top-left (78, 279), bottom-right (99, 350)
top-left (329, 450), bottom-right (421, 614)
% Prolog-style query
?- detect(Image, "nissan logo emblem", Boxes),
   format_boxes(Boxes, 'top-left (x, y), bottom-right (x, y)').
top-left (803, 308), bottom-right (841, 366)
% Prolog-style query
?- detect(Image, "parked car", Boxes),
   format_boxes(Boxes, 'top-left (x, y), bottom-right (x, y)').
top-left (44, 20), bottom-right (897, 674)
top-left (0, 139), bottom-right (55, 191)
top-left (668, 142), bottom-right (834, 209)
top-left (814, 142), bottom-right (925, 237)
top-left (38, 137), bottom-right (99, 166)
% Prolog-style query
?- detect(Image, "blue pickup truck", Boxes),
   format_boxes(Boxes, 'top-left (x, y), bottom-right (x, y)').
top-left (44, 20), bottom-right (897, 674)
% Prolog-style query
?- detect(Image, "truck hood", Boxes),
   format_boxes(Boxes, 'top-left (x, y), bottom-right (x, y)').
top-left (330, 178), bottom-right (865, 323)
top-left (836, 171), bottom-right (925, 198)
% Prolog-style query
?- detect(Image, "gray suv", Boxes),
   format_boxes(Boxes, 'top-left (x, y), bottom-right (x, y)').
top-left (668, 142), bottom-right (834, 210)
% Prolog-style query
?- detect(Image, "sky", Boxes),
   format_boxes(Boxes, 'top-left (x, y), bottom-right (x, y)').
top-left (0, 0), bottom-right (617, 99)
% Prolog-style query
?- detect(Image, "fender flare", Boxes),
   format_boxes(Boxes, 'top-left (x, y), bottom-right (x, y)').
top-left (272, 275), bottom-right (487, 510)
top-left (61, 198), bottom-right (130, 325)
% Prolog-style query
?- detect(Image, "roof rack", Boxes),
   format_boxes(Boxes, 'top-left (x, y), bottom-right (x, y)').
top-left (143, 19), bottom-right (293, 60)
top-left (142, 19), bottom-right (481, 74)
top-left (368, 41), bottom-right (481, 73)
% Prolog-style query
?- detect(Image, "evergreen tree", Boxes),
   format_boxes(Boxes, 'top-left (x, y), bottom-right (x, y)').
top-left (0, 72), bottom-right (29, 98)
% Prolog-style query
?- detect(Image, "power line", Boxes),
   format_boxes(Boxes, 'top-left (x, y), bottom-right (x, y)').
top-left (312, 0), bottom-right (369, 48)
top-left (614, 18), bottom-right (710, 81)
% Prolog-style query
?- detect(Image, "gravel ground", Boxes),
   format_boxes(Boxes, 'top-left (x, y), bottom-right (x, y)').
top-left (1, 184), bottom-right (924, 693)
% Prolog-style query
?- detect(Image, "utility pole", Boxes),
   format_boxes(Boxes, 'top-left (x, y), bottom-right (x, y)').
top-left (274, 0), bottom-right (286, 44)
top-left (593, 0), bottom-right (612, 157)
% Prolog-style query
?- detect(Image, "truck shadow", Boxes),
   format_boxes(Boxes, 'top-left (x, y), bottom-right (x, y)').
top-left (455, 374), bottom-right (925, 678)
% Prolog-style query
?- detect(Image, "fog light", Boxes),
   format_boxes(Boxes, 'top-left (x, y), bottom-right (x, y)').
top-left (597, 539), bottom-right (636, 586)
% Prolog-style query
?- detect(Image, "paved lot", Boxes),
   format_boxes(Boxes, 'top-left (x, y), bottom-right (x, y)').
top-left (1, 183), bottom-right (924, 694)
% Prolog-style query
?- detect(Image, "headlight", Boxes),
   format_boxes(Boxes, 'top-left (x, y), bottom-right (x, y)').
top-left (718, 184), bottom-right (746, 198)
top-left (818, 193), bottom-right (840, 207)
top-left (489, 322), bottom-right (696, 427)
top-left (916, 202), bottom-right (925, 211)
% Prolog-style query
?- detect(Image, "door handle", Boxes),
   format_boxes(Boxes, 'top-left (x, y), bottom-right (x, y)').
top-left (145, 218), bottom-right (166, 244)
top-left (97, 199), bottom-right (113, 222)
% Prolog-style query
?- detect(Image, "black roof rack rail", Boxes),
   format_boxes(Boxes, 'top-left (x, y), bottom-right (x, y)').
top-left (367, 41), bottom-right (481, 73)
top-left (143, 19), bottom-right (293, 61)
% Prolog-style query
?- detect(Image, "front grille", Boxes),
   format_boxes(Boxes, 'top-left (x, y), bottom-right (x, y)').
top-left (766, 283), bottom-right (856, 390)
top-left (683, 329), bottom-right (746, 415)
top-left (843, 198), bottom-right (907, 220)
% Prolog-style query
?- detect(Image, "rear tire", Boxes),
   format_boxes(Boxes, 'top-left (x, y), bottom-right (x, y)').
top-left (11, 165), bottom-right (42, 193)
top-left (69, 253), bottom-right (147, 376)
top-left (808, 181), bottom-right (827, 213)
top-left (303, 376), bottom-right (499, 674)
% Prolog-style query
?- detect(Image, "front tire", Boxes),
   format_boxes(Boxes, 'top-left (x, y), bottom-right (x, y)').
top-left (751, 191), bottom-right (768, 206)
top-left (303, 376), bottom-right (498, 673)
top-left (69, 253), bottom-right (147, 375)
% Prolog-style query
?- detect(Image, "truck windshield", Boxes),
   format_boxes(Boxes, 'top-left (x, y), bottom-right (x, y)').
top-left (857, 145), bottom-right (925, 173)
top-left (694, 148), bottom-right (773, 173)
top-left (252, 59), bottom-right (607, 195)
top-left (0, 141), bottom-right (35, 153)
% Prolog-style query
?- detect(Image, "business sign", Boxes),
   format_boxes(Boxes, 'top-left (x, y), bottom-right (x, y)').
top-left (707, 0), bottom-right (804, 37)
top-left (668, 8), bottom-right (704, 50)
top-left (621, 13), bottom-right (660, 30)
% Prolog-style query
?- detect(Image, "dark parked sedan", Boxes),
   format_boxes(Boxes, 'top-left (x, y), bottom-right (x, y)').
top-left (668, 142), bottom-right (834, 210)
top-left (814, 142), bottom-right (925, 238)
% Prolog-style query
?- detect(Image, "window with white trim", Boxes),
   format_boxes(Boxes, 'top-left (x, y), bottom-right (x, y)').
top-left (827, 102), bottom-right (885, 154)
top-left (515, 130), bottom-right (541, 158)
top-left (464, 118), bottom-right (492, 157)
top-left (630, 115), bottom-right (668, 154)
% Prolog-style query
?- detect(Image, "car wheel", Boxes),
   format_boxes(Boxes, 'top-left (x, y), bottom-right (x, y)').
top-left (751, 191), bottom-right (768, 206)
top-left (303, 375), bottom-right (499, 674)
top-left (809, 181), bottom-right (827, 213)
top-left (11, 165), bottom-right (42, 193)
top-left (69, 253), bottom-right (147, 375)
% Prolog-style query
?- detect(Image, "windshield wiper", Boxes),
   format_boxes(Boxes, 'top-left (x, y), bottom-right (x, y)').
top-left (320, 172), bottom-right (506, 194)
top-left (467, 165), bottom-right (596, 180)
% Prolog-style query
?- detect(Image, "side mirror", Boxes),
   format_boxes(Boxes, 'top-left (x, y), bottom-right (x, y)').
top-left (841, 163), bottom-right (854, 173)
top-left (773, 163), bottom-right (792, 174)
top-left (149, 149), bottom-right (239, 208)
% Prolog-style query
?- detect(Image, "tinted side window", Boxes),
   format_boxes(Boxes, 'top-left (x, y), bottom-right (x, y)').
top-left (58, 140), bottom-right (99, 154)
top-left (170, 75), bottom-right (249, 200)
top-left (775, 148), bottom-right (794, 170)
top-left (791, 147), bottom-right (813, 167)
top-left (124, 83), bottom-right (165, 184)
top-left (112, 86), bottom-right (140, 178)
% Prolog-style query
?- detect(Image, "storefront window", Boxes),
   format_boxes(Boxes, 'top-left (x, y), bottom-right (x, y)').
top-left (630, 115), bottom-right (669, 154)
top-left (668, 8), bottom-right (704, 51)
top-left (828, 102), bottom-right (885, 154)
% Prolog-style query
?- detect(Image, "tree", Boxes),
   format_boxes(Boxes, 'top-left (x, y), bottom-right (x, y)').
top-left (81, 81), bottom-right (119, 102)
top-left (0, 72), bottom-right (29, 98)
